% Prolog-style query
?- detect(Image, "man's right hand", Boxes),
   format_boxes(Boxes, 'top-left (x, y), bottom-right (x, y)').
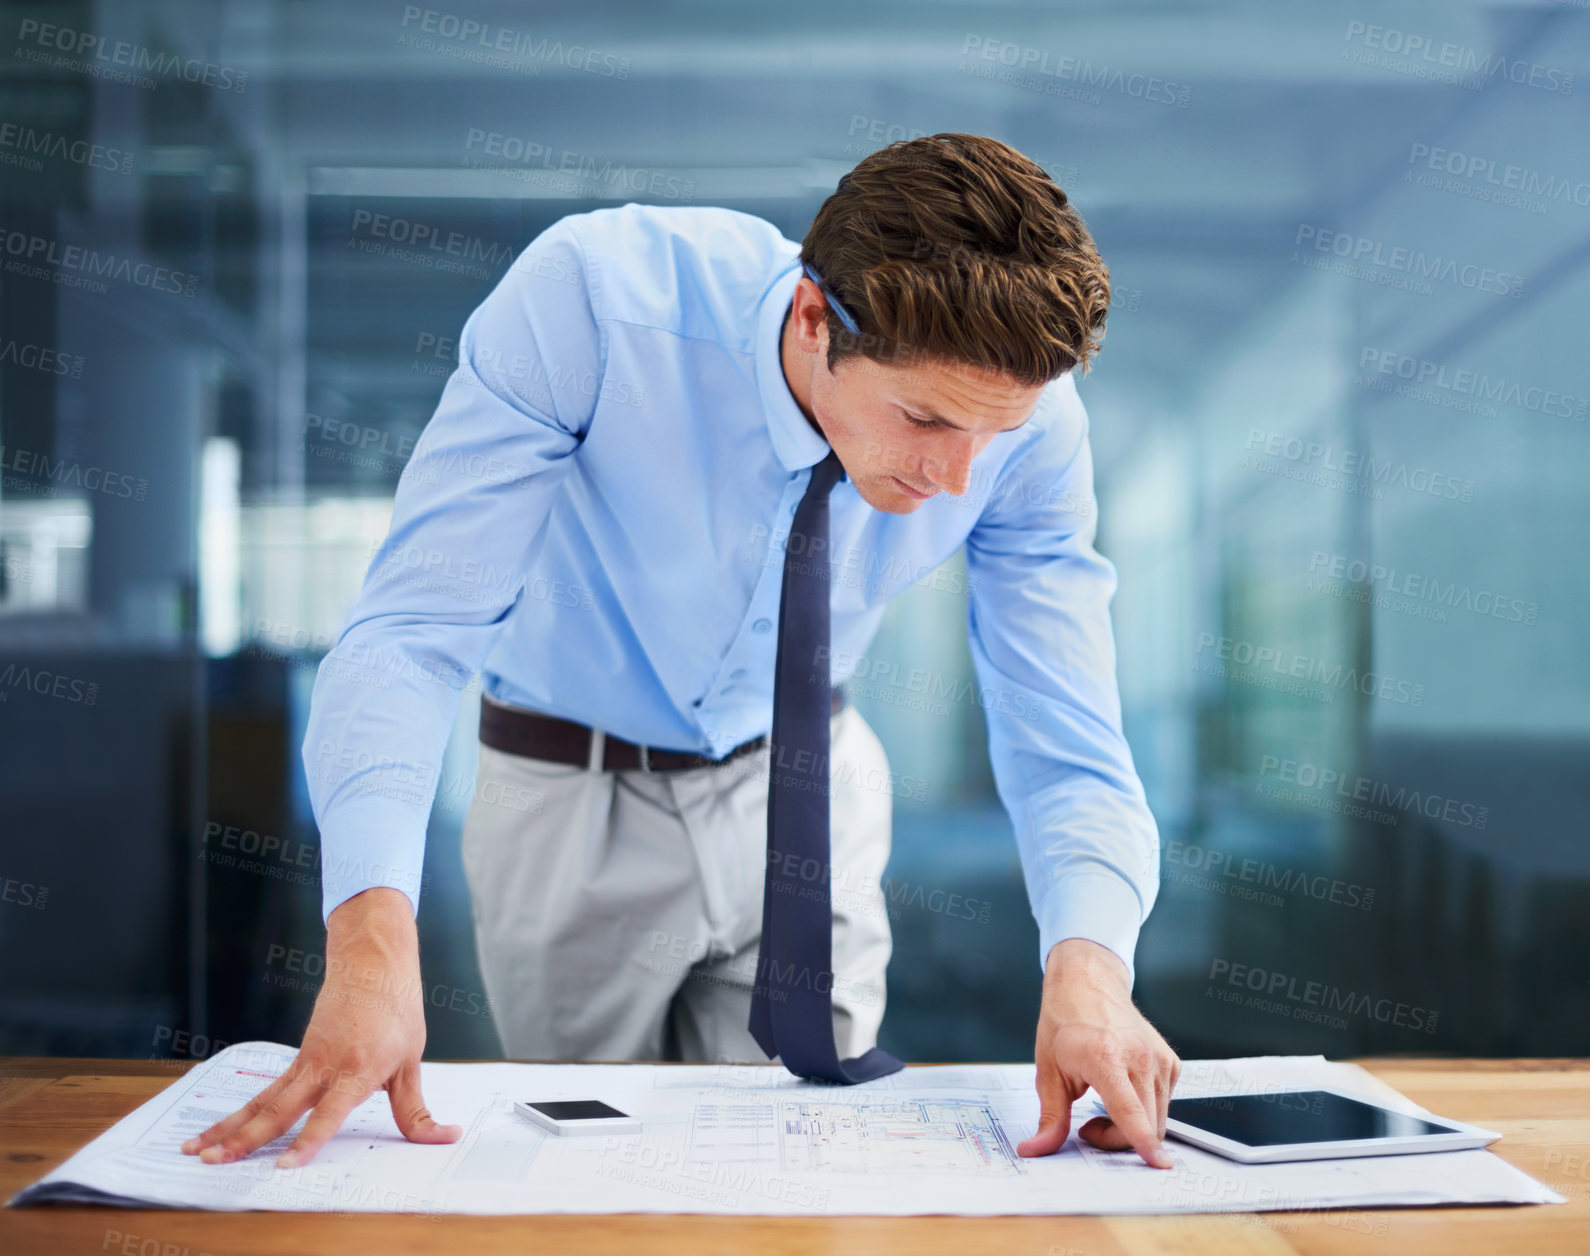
top-left (180, 887), bottom-right (464, 1169)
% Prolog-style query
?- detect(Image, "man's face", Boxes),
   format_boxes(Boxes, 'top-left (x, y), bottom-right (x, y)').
top-left (781, 277), bottom-right (1048, 513)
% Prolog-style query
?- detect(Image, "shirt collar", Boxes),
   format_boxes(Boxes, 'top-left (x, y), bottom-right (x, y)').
top-left (755, 261), bottom-right (846, 481)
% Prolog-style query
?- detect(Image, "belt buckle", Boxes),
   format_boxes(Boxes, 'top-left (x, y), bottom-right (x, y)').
top-left (637, 744), bottom-right (652, 773)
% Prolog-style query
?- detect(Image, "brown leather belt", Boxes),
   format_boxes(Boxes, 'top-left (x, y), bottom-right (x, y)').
top-left (480, 686), bottom-right (847, 772)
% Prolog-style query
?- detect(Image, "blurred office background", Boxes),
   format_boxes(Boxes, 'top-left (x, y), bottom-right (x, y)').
top-left (1, 0), bottom-right (1586, 1064)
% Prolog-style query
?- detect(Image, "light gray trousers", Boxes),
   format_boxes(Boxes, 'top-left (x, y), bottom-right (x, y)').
top-left (459, 698), bottom-right (894, 1064)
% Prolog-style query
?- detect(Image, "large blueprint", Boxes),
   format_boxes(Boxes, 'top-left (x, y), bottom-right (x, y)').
top-left (7, 1041), bottom-right (1563, 1215)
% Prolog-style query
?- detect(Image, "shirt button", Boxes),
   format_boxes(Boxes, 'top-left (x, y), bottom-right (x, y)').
top-left (730, 668), bottom-right (747, 681)
top-left (752, 618), bottom-right (771, 633)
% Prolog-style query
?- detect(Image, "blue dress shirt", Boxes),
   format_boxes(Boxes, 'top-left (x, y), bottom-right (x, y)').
top-left (303, 202), bottom-right (1160, 982)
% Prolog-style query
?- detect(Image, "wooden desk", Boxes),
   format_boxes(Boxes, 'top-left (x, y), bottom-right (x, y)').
top-left (1, 1056), bottom-right (1585, 1255)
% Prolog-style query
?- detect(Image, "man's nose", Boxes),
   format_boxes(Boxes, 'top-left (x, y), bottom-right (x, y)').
top-left (923, 438), bottom-right (980, 496)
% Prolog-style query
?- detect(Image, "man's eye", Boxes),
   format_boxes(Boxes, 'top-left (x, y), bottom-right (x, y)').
top-left (902, 414), bottom-right (936, 429)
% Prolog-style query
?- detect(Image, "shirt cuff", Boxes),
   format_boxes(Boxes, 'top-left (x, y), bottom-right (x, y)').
top-left (315, 795), bottom-right (430, 925)
top-left (1032, 871), bottom-right (1146, 989)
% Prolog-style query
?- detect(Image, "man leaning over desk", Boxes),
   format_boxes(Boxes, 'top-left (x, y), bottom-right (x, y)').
top-left (184, 132), bottom-right (1179, 1173)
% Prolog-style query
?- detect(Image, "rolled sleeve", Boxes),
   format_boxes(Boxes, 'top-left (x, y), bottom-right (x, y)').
top-left (963, 377), bottom-right (1160, 988)
top-left (305, 219), bottom-right (600, 923)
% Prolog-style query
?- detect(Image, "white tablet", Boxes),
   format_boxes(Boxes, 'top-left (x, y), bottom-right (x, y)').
top-left (1164, 1089), bottom-right (1500, 1163)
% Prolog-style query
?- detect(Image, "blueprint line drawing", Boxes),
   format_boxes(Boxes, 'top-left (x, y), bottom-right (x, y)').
top-left (780, 1100), bottom-right (1021, 1174)
top-left (686, 1097), bottom-right (1024, 1176)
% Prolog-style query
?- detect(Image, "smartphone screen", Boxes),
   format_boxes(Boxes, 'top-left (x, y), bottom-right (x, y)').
top-left (524, 1100), bottom-right (631, 1122)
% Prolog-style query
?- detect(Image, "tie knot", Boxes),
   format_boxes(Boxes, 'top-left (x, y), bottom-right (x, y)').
top-left (805, 450), bottom-right (844, 501)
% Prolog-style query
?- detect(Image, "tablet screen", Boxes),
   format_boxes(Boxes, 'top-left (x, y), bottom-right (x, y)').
top-left (1169, 1091), bottom-right (1456, 1146)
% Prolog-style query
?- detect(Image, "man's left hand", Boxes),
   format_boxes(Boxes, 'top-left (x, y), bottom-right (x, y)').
top-left (1016, 937), bottom-right (1181, 1168)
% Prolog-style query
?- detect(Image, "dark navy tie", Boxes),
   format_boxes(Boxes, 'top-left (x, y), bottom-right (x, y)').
top-left (748, 449), bottom-right (904, 1084)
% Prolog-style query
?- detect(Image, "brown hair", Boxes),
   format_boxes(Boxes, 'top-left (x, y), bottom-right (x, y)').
top-left (800, 133), bottom-right (1110, 384)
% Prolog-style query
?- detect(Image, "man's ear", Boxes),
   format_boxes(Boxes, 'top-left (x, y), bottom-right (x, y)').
top-left (793, 279), bottom-right (826, 344)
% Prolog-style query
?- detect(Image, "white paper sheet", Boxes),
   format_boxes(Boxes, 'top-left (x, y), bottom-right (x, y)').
top-left (6, 1041), bottom-right (1565, 1215)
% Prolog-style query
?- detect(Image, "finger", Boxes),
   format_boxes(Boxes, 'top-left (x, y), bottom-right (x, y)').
top-left (274, 1075), bottom-right (371, 1169)
top-left (1078, 1113), bottom-right (1130, 1151)
top-left (1087, 1054), bottom-right (1179, 1152)
top-left (1123, 1045), bottom-right (1162, 1138)
top-left (182, 1090), bottom-right (274, 1156)
top-left (386, 1060), bottom-right (464, 1145)
top-left (182, 1068), bottom-right (311, 1156)
top-left (1155, 1050), bottom-right (1177, 1141)
top-left (1132, 1063), bottom-right (1161, 1148)
top-left (1133, 1066), bottom-right (1173, 1166)
top-left (1092, 1068), bottom-right (1172, 1169)
top-left (1015, 1062), bottom-right (1077, 1158)
top-left (1077, 1078), bottom-right (1156, 1155)
top-left (197, 1071), bottom-right (326, 1165)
